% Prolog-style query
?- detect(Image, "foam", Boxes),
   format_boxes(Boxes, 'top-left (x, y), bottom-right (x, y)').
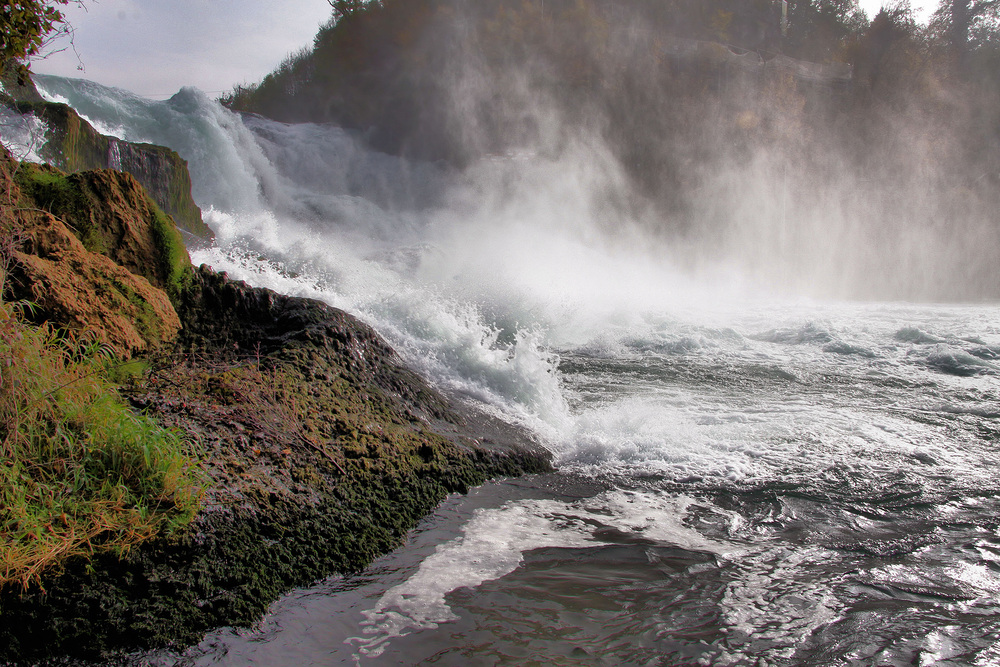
top-left (720, 544), bottom-right (845, 659)
top-left (33, 70), bottom-right (1000, 667)
top-left (0, 108), bottom-right (49, 163)
top-left (38, 73), bottom-right (1000, 491)
top-left (346, 491), bottom-right (737, 659)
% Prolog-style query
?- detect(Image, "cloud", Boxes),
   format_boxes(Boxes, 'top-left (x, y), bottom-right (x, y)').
top-left (32, 0), bottom-right (332, 97)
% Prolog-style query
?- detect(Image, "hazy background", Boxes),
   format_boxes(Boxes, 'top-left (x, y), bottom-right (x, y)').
top-left (213, 0), bottom-right (1000, 302)
top-left (28, 0), bottom-right (998, 302)
top-left (33, 0), bottom-right (933, 98)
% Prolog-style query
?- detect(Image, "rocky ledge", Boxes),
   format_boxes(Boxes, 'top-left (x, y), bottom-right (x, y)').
top-left (0, 142), bottom-right (550, 663)
top-left (0, 64), bottom-right (212, 244)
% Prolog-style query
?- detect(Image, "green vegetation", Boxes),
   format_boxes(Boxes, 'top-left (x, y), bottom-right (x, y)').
top-left (0, 264), bottom-right (551, 662)
top-left (221, 0), bottom-right (1000, 172)
top-left (0, 0), bottom-right (75, 84)
top-left (223, 0), bottom-right (1000, 299)
top-left (0, 144), bottom-right (200, 592)
top-left (12, 160), bottom-right (116, 253)
top-left (0, 298), bottom-right (201, 590)
top-left (0, 81), bottom-right (212, 242)
top-left (149, 205), bottom-right (192, 301)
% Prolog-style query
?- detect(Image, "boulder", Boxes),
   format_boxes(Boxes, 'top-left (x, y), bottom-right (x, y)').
top-left (13, 161), bottom-right (192, 298)
top-left (1, 147), bottom-right (184, 356)
top-left (10, 208), bottom-right (180, 356)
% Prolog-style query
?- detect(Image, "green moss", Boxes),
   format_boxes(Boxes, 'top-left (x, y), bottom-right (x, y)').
top-left (0, 266), bottom-right (551, 663)
top-left (6, 94), bottom-right (212, 242)
top-left (150, 206), bottom-right (194, 301)
top-left (14, 161), bottom-right (76, 212)
top-left (15, 159), bottom-right (194, 302)
top-left (14, 161), bottom-right (109, 253)
top-left (0, 441), bottom-right (545, 662)
top-left (104, 274), bottom-right (161, 341)
top-left (36, 102), bottom-right (111, 175)
top-left (123, 141), bottom-right (211, 242)
top-left (12, 161), bottom-right (66, 191)
top-left (104, 358), bottom-right (151, 384)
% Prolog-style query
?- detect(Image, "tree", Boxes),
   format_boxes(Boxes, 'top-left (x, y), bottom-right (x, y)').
top-left (844, 5), bottom-right (921, 96)
top-left (942, 0), bottom-right (1000, 68)
top-left (784, 0), bottom-right (864, 62)
top-left (327, 0), bottom-right (374, 24)
top-left (0, 0), bottom-right (75, 83)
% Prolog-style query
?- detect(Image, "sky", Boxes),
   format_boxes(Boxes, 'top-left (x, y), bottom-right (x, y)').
top-left (32, 0), bottom-right (334, 98)
top-left (32, 0), bottom-right (937, 99)
top-left (860, 0), bottom-right (936, 23)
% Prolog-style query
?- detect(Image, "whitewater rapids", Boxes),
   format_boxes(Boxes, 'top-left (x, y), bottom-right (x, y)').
top-left (24, 77), bottom-right (1000, 666)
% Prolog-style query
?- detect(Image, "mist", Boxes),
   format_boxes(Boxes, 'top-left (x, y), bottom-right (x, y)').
top-left (256, 0), bottom-right (997, 304)
top-left (22, 5), bottom-right (1000, 662)
top-left (433, 2), bottom-right (1000, 302)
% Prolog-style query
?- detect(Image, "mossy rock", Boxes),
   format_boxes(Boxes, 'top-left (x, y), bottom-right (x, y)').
top-left (14, 160), bottom-right (192, 301)
top-left (0, 69), bottom-right (211, 243)
top-left (9, 208), bottom-right (182, 356)
top-left (0, 449), bottom-right (544, 661)
top-left (0, 147), bottom-right (182, 356)
top-left (0, 264), bottom-right (552, 663)
top-left (0, 136), bottom-right (552, 663)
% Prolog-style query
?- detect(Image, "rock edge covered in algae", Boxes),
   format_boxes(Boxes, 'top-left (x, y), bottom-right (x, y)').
top-left (0, 142), bottom-right (551, 662)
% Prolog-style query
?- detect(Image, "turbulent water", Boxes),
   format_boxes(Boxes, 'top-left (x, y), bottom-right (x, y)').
top-left (25, 76), bottom-right (1000, 666)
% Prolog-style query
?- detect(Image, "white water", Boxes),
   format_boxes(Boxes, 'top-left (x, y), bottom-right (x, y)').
top-left (0, 100), bottom-right (50, 163)
top-left (349, 492), bottom-right (740, 659)
top-left (25, 76), bottom-right (1000, 666)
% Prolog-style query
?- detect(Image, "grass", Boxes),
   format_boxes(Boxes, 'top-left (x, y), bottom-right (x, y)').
top-left (0, 297), bottom-right (203, 590)
top-left (0, 148), bottom-right (201, 590)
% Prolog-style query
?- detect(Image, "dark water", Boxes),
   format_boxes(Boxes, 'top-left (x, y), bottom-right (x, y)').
top-left (138, 306), bottom-right (1000, 667)
top-left (136, 473), bottom-right (1000, 666)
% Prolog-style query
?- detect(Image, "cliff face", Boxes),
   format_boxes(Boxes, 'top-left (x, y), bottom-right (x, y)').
top-left (0, 144), bottom-right (551, 663)
top-left (2, 149), bottom-right (182, 357)
top-left (0, 67), bottom-right (212, 243)
top-left (13, 160), bottom-right (191, 297)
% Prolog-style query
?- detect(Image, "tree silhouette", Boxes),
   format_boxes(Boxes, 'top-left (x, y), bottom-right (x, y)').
top-left (946, 0), bottom-right (1000, 69)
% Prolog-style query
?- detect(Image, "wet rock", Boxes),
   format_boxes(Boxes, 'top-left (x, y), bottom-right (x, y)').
top-left (10, 207), bottom-right (181, 356)
top-left (0, 66), bottom-right (211, 242)
top-left (0, 146), bottom-right (550, 662)
top-left (2, 147), bottom-right (181, 356)
top-left (13, 161), bottom-right (192, 298)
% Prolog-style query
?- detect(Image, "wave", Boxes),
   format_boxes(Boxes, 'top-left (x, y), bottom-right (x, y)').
top-left (30, 74), bottom-right (1000, 488)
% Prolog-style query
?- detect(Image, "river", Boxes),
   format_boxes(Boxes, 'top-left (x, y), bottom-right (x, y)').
top-left (27, 75), bottom-right (1000, 667)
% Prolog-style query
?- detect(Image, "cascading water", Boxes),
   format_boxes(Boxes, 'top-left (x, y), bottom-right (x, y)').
top-left (31, 75), bottom-right (1000, 667)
